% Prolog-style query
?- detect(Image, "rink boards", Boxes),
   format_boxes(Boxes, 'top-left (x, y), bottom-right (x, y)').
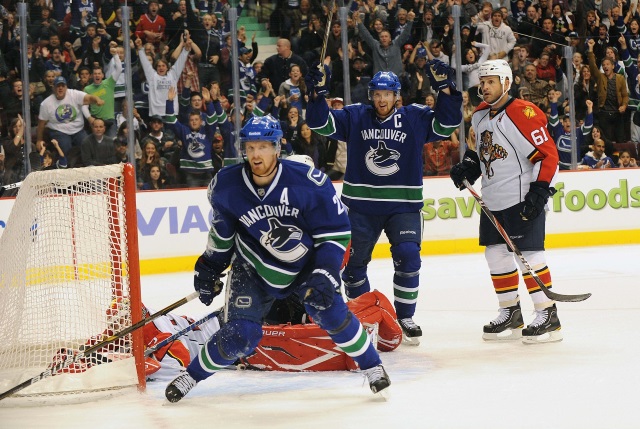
top-left (1, 169), bottom-right (639, 275)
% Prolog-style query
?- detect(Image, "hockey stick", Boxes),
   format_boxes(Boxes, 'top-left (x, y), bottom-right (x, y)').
top-left (315, 0), bottom-right (335, 86)
top-left (0, 181), bottom-right (23, 197)
top-left (0, 291), bottom-right (200, 400)
top-left (144, 310), bottom-right (220, 357)
top-left (223, 267), bottom-right (233, 323)
top-left (463, 180), bottom-right (591, 303)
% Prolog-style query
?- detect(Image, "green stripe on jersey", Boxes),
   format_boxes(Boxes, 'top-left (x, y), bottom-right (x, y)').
top-left (343, 182), bottom-right (423, 203)
top-left (433, 118), bottom-right (458, 137)
top-left (253, 104), bottom-right (265, 117)
top-left (208, 226), bottom-right (234, 251)
top-left (180, 159), bottom-right (214, 170)
top-left (309, 113), bottom-right (336, 136)
top-left (206, 112), bottom-right (218, 125)
top-left (237, 239), bottom-right (298, 288)
top-left (313, 232), bottom-right (351, 248)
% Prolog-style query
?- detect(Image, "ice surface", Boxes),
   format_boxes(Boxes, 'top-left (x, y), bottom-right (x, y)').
top-left (1, 245), bottom-right (638, 429)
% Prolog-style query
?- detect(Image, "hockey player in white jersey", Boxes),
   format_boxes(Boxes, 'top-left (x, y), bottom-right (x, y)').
top-left (449, 59), bottom-right (562, 344)
top-left (165, 115), bottom-right (390, 402)
top-left (305, 61), bottom-right (462, 344)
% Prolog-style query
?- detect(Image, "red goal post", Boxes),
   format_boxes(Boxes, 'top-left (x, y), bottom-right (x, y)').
top-left (0, 164), bottom-right (144, 397)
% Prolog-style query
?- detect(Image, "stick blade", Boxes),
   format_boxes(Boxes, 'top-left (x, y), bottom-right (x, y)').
top-left (544, 290), bottom-right (592, 303)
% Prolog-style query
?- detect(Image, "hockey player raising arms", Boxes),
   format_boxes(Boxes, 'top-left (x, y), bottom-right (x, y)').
top-left (449, 60), bottom-right (562, 344)
top-left (165, 115), bottom-right (390, 402)
top-left (305, 62), bottom-right (462, 344)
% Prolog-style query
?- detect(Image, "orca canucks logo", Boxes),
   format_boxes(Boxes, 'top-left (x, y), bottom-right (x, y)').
top-left (186, 134), bottom-right (206, 159)
top-left (365, 141), bottom-right (400, 176)
top-left (259, 218), bottom-right (308, 262)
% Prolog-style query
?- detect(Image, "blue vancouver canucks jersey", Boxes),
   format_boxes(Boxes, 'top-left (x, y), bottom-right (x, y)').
top-left (203, 159), bottom-right (351, 296)
top-left (306, 92), bottom-right (462, 215)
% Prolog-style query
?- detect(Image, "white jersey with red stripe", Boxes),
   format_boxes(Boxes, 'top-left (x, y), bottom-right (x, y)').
top-left (472, 98), bottom-right (559, 211)
top-left (144, 310), bottom-right (221, 370)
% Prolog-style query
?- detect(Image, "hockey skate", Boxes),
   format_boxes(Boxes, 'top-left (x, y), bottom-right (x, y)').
top-left (482, 304), bottom-right (524, 341)
top-left (165, 370), bottom-right (198, 403)
top-left (363, 364), bottom-right (391, 394)
top-left (522, 304), bottom-right (563, 344)
top-left (398, 318), bottom-right (422, 346)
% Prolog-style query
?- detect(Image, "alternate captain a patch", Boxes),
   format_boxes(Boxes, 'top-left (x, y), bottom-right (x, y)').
top-left (479, 130), bottom-right (508, 179)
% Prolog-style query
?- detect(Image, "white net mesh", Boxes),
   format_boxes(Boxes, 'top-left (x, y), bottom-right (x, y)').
top-left (0, 165), bottom-right (140, 396)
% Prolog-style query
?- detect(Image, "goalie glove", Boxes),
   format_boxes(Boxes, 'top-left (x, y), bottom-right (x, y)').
top-left (450, 149), bottom-right (482, 190)
top-left (304, 62), bottom-right (331, 97)
top-left (426, 59), bottom-right (456, 91)
top-left (194, 255), bottom-right (224, 306)
top-left (520, 181), bottom-right (555, 221)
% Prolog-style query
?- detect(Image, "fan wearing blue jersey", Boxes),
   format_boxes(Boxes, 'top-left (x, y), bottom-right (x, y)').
top-left (165, 115), bottom-right (390, 402)
top-left (305, 62), bottom-right (463, 345)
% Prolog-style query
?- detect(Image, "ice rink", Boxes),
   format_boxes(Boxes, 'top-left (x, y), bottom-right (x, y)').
top-left (1, 244), bottom-right (638, 429)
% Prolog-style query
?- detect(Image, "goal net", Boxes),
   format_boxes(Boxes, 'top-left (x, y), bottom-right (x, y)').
top-left (0, 164), bottom-right (144, 397)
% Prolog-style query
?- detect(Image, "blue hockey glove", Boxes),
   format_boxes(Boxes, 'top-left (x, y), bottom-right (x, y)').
top-left (304, 62), bottom-right (331, 97)
top-left (450, 150), bottom-right (481, 190)
top-left (520, 181), bottom-right (554, 221)
top-left (194, 255), bottom-right (224, 306)
top-left (302, 270), bottom-right (340, 311)
top-left (425, 59), bottom-right (456, 91)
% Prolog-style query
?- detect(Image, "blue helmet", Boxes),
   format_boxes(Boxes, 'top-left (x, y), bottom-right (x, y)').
top-left (240, 115), bottom-right (283, 153)
top-left (368, 71), bottom-right (401, 99)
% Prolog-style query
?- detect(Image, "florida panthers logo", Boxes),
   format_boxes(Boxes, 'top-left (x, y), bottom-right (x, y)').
top-left (365, 141), bottom-right (400, 176)
top-left (479, 130), bottom-right (508, 179)
top-left (260, 218), bottom-right (308, 262)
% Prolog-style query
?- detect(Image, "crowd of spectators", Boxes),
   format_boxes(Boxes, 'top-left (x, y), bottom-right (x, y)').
top-left (1, 0), bottom-right (640, 192)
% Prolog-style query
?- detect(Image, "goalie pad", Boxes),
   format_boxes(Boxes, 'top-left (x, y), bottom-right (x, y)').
top-left (240, 290), bottom-right (402, 372)
top-left (347, 289), bottom-right (402, 352)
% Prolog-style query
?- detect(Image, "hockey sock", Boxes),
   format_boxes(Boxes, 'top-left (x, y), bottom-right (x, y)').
top-left (329, 312), bottom-right (381, 371)
top-left (520, 251), bottom-right (555, 310)
top-left (490, 269), bottom-right (520, 307)
top-left (307, 294), bottom-right (382, 370)
top-left (523, 266), bottom-right (554, 310)
top-left (187, 319), bottom-right (262, 381)
top-left (391, 242), bottom-right (421, 319)
top-left (486, 244), bottom-right (520, 307)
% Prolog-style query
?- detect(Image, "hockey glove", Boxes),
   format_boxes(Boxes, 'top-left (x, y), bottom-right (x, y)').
top-left (425, 59), bottom-right (456, 91)
top-left (304, 62), bottom-right (331, 97)
top-left (450, 149), bottom-right (482, 190)
top-left (520, 181), bottom-right (554, 221)
top-left (194, 255), bottom-right (224, 306)
top-left (302, 270), bottom-right (340, 311)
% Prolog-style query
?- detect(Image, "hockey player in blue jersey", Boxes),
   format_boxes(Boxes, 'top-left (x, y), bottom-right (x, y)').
top-left (165, 115), bottom-right (390, 402)
top-left (305, 62), bottom-right (462, 344)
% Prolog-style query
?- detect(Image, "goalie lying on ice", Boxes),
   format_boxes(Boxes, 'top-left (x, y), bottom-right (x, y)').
top-left (48, 291), bottom-right (402, 378)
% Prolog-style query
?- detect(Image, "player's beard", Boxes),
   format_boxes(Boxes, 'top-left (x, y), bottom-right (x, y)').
top-left (375, 103), bottom-right (394, 120)
top-left (250, 155), bottom-right (279, 180)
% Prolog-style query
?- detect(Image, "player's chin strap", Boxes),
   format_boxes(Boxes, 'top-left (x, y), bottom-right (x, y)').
top-left (477, 81), bottom-right (511, 107)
